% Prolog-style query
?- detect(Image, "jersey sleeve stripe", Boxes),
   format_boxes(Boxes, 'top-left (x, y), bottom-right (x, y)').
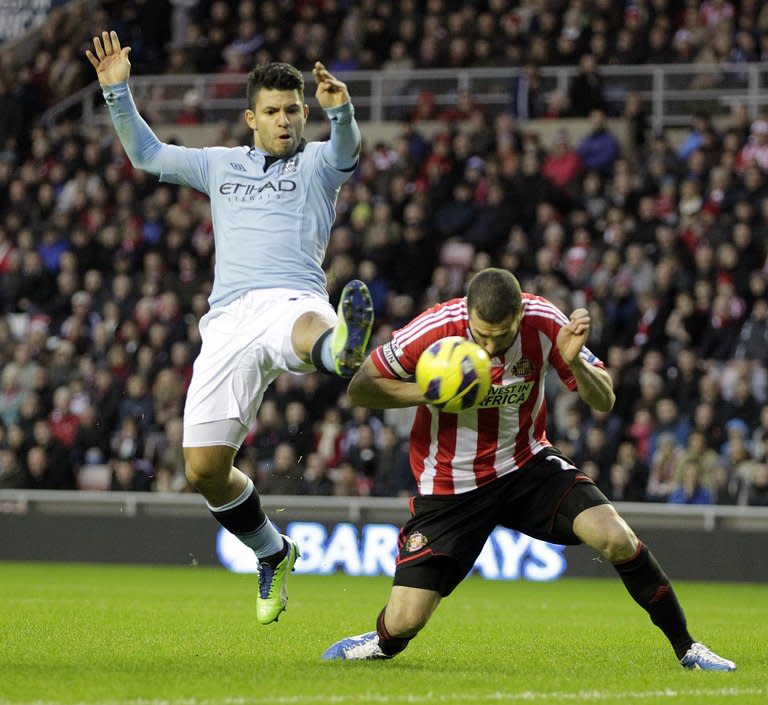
top-left (394, 303), bottom-right (468, 347)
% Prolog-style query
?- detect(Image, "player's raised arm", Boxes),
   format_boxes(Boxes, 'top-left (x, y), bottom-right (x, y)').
top-left (85, 31), bottom-right (131, 86)
top-left (313, 61), bottom-right (360, 170)
top-left (556, 308), bottom-right (615, 412)
top-left (85, 30), bottom-right (208, 192)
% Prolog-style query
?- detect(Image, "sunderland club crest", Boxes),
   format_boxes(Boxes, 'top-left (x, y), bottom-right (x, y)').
top-left (511, 358), bottom-right (535, 377)
top-left (404, 531), bottom-right (428, 552)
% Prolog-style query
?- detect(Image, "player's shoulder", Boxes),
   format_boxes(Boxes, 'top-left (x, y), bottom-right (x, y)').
top-left (521, 293), bottom-right (569, 327)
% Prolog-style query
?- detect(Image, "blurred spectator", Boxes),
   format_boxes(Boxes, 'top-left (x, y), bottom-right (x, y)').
top-left (0, 448), bottom-right (24, 489)
top-left (111, 458), bottom-right (152, 492)
top-left (568, 53), bottom-right (605, 117)
top-left (712, 464), bottom-right (741, 505)
top-left (152, 417), bottom-right (187, 491)
top-left (542, 129), bottom-right (582, 192)
top-left (0, 366), bottom-right (25, 427)
top-left (344, 422), bottom-right (378, 482)
top-left (738, 119), bottom-right (768, 173)
top-left (668, 458), bottom-right (715, 505)
top-left (613, 440), bottom-right (650, 502)
top-left (303, 451), bottom-right (334, 496)
top-left (110, 416), bottom-right (144, 463)
top-left (606, 463), bottom-right (640, 502)
top-left (647, 432), bottom-right (681, 502)
top-left (261, 442), bottom-right (307, 495)
top-left (734, 298), bottom-right (768, 363)
top-left (508, 64), bottom-right (546, 120)
top-left (576, 109), bottom-right (620, 176)
top-left (282, 400), bottom-right (313, 460)
top-left (674, 430), bottom-right (720, 495)
top-left (745, 463), bottom-right (768, 506)
top-left (333, 459), bottom-right (367, 497)
top-left (117, 375), bottom-right (154, 433)
top-left (678, 114), bottom-right (713, 163)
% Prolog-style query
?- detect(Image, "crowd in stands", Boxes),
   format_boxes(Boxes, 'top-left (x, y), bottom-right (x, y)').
top-left (1, 0), bottom-right (768, 507)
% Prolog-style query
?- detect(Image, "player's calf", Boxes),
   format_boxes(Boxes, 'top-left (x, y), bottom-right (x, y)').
top-left (376, 607), bottom-right (413, 655)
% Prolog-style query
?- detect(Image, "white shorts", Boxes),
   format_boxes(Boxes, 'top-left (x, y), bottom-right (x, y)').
top-left (182, 288), bottom-right (336, 449)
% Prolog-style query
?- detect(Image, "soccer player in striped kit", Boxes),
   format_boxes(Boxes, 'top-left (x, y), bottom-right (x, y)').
top-left (87, 31), bottom-right (373, 624)
top-left (323, 268), bottom-right (735, 671)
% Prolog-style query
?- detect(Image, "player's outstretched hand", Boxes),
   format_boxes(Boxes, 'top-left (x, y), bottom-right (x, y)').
top-left (85, 31), bottom-right (131, 86)
top-left (556, 308), bottom-right (590, 365)
top-left (313, 62), bottom-right (350, 108)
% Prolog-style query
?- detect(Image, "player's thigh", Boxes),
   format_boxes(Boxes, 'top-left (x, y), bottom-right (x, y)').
top-left (572, 503), bottom-right (639, 563)
top-left (185, 291), bottom-right (332, 430)
top-left (384, 584), bottom-right (442, 635)
top-left (498, 449), bottom-right (609, 545)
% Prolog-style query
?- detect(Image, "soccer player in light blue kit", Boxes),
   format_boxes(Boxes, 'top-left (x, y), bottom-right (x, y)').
top-left (86, 31), bottom-right (373, 624)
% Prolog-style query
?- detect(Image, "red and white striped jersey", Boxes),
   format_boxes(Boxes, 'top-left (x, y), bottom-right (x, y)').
top-left (370, 294), bottom-right (605, 495)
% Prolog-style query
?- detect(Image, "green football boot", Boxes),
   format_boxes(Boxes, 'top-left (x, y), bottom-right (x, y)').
top-left (331, 279), bottom-right (374, 378)
top-left (256, 536), bottom-right (300, 624)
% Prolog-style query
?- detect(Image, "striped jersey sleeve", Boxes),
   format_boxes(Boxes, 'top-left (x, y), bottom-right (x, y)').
top-left (371, 298), bottom-right (469, 379)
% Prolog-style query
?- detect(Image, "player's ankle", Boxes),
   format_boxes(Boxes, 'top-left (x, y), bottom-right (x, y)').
top-left (376, 608), bottom-right (413, 656)
top-left (310, 329), bottom-right (335, 374)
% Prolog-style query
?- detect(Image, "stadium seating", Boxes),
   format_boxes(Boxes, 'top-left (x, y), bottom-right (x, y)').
top-left (1, 0), bottom-right (768, 507)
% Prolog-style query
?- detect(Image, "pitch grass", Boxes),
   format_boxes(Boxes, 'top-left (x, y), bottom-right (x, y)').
top-left (0, 563), bottom-right (765, 705)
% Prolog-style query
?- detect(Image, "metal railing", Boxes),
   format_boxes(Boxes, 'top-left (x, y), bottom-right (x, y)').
top-left (42, 62), bottom-right (768, 131)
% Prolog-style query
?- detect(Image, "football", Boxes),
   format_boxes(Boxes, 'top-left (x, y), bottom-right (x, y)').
top-left (415, 336), bottom-right (492, 413)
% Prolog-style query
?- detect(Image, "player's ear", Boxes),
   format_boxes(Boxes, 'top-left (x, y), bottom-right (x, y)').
top-left (304, 104), bottom-right (310, 120)
top-left (244, 109), bottom-right (257, 131)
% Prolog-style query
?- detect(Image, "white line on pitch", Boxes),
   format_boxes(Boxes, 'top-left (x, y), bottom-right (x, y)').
top-left (3, 688), bottom-right (766, 705)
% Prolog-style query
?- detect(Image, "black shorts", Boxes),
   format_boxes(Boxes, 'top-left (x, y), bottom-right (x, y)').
top-left (393, 448), bottom-right (610, 596)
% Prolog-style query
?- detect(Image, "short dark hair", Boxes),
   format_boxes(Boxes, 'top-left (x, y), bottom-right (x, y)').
top-left (466, 268), bottom-right (522, 323)
top-left (246, 63), bottom-right (304, 107)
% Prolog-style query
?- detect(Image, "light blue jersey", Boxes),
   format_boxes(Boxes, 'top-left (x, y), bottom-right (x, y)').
top-left (103, 82), bottom-right (360, 309)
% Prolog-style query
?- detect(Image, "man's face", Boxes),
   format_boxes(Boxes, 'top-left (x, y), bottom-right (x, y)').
top-left (468, 308), bottom-right (522, 357)
top-left (245, 88), bottom-right (309, 157)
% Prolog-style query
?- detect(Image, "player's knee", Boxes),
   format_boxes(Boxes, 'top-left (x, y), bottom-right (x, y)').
top-left (600, 521), bottom-right (639, 563)
top-left (183, 448), bottom-right (228, 488)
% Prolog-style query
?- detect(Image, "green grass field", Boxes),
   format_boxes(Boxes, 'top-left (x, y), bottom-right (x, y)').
top-left (0, 562), bottom-right (765, 705)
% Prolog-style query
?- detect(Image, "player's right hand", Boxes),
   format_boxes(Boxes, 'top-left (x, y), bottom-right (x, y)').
top-left (85, 31), bottom-right (131, 86)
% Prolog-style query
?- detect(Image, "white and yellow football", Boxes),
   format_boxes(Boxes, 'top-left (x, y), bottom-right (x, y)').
top-left (415, 336), bottom-right (491, 413)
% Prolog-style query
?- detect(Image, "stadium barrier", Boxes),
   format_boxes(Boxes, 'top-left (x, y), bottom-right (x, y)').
top-left (41, 62), bottom-right (768, 131)
top-left (1, 490), bottom-right (766, 583)
top-left (149, 117), bottom-right (632, 151)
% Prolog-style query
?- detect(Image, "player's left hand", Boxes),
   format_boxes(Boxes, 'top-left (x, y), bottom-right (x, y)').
top-left (557, 308), bottom-right (590, 365)
top-left (313, 62), bottom-right (350, 108)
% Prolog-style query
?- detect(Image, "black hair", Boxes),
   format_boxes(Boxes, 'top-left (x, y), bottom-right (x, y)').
top-left (246, 63), bottom-right (304, 107)
top-left (466, 268), bottom-right (523, 323)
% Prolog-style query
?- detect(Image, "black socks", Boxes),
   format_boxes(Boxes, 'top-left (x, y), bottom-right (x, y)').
top-left (310, 329), bottom-right (334, 374)
top-left (613, 543), bottom-right (694, 659)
